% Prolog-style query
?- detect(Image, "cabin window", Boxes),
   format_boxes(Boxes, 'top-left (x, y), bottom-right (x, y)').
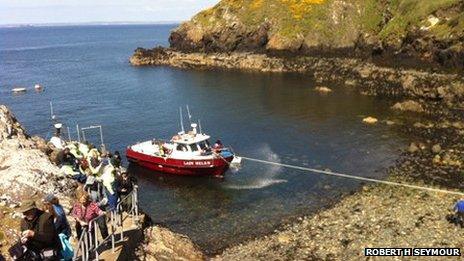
top-left (176, 144), bottom-right (188, 152)
top-left (199, 141), bottom-right (209, 150)
top-left (190, 144), bottom-right (199, 152)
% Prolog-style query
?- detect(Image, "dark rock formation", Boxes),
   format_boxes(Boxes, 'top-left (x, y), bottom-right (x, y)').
top-left (163, 0), bottom-right (464, 71)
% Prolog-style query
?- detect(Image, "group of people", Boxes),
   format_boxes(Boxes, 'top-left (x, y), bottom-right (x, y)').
top-left (11, 195), bottom-right (72, 260)
top-left (55, 141), bottom-right (127, 211)
top-left (11, 137), bottom-right (137, 260)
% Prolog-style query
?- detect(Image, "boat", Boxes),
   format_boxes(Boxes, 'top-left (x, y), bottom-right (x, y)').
top-left (11, 87), bottom-right (27, 93)
top-left (126, 120), bottom-right (239, 177)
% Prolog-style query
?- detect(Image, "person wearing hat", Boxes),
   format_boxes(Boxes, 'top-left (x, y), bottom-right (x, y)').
top-left (43, 194), bottom-right (71, 238)
top-left (19, 199), bottom-right (60, 260)
top-left (115, 172), bottom-right (137, 212)
top-left (213, 139), bottom-right (224, 152)
top-left (111, 151), bottom-right (122, 169)
top-left (56, 147), bottom-right (77, 168)
top-left (50, 123), bottom-right (65, 150)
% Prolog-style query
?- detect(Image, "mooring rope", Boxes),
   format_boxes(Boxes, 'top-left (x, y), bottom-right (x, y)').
top-left (239, 156), bottom-right (464, 197)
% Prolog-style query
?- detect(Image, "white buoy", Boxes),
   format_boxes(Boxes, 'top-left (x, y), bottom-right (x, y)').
top-left (34, 84), bottom-right (44, 91)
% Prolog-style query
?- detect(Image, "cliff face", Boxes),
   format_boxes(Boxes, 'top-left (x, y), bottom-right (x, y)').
top-left (0, 105), bottom-right (77, 254)
top-left (169, 0), bottom-right (464, 69)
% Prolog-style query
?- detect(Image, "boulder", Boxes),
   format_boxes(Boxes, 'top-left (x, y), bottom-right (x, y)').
top-left (408, 143), bottom-right (419, 153)
top-left (431, 144), bottom-right (442, 154)
top-left (362, 117), bottom-right (378, 124)
top-left (314, 86), bottom-right (333, 93)
top-left (137, 226), bottom-right (205, 261)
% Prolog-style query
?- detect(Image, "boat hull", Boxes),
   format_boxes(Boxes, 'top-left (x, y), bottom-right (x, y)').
top-left (126, 148), bottom-right (233, 177)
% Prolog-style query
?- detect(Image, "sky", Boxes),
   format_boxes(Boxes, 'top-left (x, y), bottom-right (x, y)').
top-left (0, 0), bottom-right (220, 25)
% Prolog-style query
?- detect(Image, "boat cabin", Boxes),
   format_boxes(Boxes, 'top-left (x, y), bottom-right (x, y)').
top-left (170, 132), bottom-right (211, 157)
top-left (130, 124), bottom-right (214, 159)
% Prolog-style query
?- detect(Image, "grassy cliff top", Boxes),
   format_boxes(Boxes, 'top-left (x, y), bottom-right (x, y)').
top-left (184, 0), bottom-right (463, 46)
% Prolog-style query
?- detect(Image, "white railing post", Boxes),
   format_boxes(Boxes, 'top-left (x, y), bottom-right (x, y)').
top-left (135, 186), bottom-right (139, 222)
top-left (111, 211), bottom-right (115, 253)
top-left (83, 232), bottom-right (89, 261)
top-left (94, 221), bottom-right (99, 260)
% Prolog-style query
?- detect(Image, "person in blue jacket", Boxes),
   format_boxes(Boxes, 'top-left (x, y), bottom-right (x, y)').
top-left (453, 200), bottom-right (464, 227)
top-left (43, 194), bottom-right (72, 237)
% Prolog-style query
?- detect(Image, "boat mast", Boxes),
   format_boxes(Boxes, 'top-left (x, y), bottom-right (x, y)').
top-left (186, 105), bottom-right (192, 125)
top-left (179, 107), bottom-right (185, 133)
top-left (198, 119), bottom-right (202, 134)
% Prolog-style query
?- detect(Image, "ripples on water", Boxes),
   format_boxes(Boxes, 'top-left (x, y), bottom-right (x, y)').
top-left (0, 24), bottom-right (411, 254)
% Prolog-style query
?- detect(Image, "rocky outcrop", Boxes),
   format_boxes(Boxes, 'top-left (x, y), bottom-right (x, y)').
top-left (166, 0), bottom-right (464, 70)
top-left (0, 105), bottom-right (76, 196)
top-left (136, 226), bottom-right (205, 261)
top-left (0, 105), bottom-right (77, 254)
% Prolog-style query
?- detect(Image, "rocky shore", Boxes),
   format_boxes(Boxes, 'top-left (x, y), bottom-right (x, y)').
top-left (0, 105), bottom-right (78, 256)
top-left (169, 0), bottom-right (464, 70)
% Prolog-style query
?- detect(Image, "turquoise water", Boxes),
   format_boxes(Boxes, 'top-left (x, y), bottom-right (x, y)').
top-left (1, 25), bottom-right (407, 254)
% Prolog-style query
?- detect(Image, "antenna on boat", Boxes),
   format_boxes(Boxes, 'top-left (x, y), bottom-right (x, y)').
top-left (179, 107), bottom-right (185, 133)
top-left (198, 119), bottom-right (202, 134)
top-left (186, 105), bottom-right (192, 125)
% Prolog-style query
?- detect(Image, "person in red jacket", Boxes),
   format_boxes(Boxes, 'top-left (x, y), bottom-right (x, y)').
top-left (71, 192), bottom-right (108, 240)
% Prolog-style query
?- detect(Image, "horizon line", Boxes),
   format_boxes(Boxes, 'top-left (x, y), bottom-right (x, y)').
top-left (0, 20), bottom-right (183, 28)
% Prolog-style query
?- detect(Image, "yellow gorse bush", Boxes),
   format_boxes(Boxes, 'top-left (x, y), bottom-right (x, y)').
top-left (280, 0), bottom-right (325, 19)
top-left (251, 0), bottom-right (264, 10)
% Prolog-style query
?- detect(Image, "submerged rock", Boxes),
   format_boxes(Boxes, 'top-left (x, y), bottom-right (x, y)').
top-left (408, 143), bottom-right (420, 153)
top-left (392, 100), bottom-right (424, 113)
top-left (314, 86), bottom-right (333, 93)
top-left (362, 117), bottom-right (378, 124)
top-left (432, 144), bottom-right (442, 154)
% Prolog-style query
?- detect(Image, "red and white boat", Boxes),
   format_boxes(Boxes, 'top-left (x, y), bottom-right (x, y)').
top-left (126, 122), bottom-right (240, 177)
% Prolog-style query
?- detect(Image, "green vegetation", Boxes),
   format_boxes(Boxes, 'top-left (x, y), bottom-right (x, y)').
top-left (187, 0), bottom-right (462, 46)
top-left (379, 0), bottom-right (459, 40)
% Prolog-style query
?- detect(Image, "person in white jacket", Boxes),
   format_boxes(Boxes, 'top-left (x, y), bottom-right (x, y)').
top-left (95, 153), bottom-right (117, 211)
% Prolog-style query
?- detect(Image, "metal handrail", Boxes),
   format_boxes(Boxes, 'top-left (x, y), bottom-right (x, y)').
top-left (73, 185), bottom-right (139, 260)
top-left (114, 186), bottom-right (139, 242)
top-left (73, 213), bottom-right (106, 261)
